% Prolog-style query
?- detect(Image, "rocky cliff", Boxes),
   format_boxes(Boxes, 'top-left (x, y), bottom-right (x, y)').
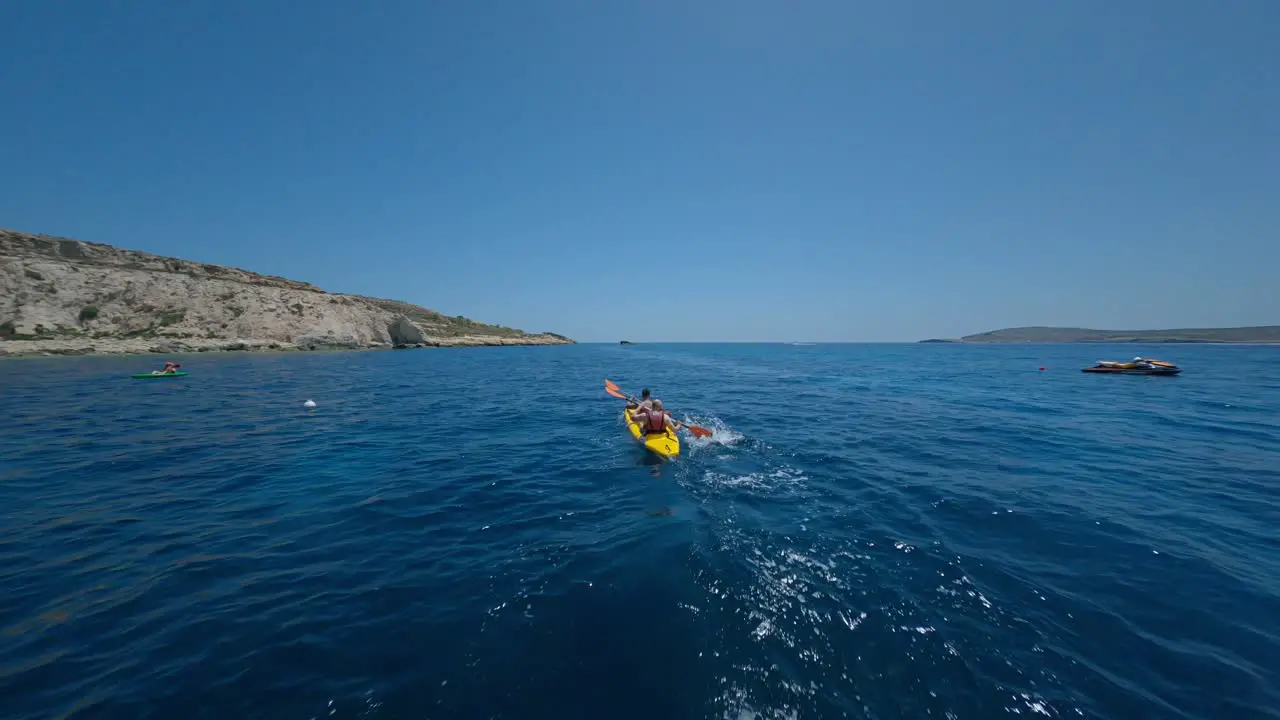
top-left (0, 229), bottom-right (574, 357)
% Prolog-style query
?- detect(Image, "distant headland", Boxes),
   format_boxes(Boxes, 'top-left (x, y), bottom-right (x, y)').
top-left (919, 326), bottom-right (1280, 344)
top-left (0, 228), bottom-right (575, 358)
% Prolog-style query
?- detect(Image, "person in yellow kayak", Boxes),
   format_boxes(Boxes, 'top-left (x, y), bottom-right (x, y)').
top-left (605, 378), bottom-right (714, 439)
top-left (630, 399), bottom-right (686, 436)
top-left (625, 388), bottom-right (654, 412)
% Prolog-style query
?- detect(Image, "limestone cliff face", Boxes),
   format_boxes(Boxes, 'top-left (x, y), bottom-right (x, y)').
top-left (0, 229), bottom-right (574, 357)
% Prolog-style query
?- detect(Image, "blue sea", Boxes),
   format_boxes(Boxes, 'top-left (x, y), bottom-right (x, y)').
top-left (2, 343), bottom-right (1279, 720)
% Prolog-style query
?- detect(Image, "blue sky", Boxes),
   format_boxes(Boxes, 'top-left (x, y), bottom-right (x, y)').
top-left (1, 1), bottom-right (1276, 342)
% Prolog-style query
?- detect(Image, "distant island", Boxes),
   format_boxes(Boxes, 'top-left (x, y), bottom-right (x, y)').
top-left (620, 340), bottom-right (634, 345)
top-left (919, 326), bottom-right (1280, 344)
top-left (0, 228), bottom-right (574, 357)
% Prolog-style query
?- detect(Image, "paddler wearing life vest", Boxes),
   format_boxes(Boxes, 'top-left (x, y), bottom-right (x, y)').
top-left (630, 399), bottom-right (685, 436)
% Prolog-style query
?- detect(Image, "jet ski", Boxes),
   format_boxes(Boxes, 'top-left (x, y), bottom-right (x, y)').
top-left (1082, 357), bottom-right (1181, 375)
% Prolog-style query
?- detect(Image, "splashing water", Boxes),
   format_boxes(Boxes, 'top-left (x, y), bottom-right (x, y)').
top-left (682, 415), bottom-right (744, 451)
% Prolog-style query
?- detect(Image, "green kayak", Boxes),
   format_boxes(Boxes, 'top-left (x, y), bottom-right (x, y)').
top-left (131, 372), bottom-right (189, 379)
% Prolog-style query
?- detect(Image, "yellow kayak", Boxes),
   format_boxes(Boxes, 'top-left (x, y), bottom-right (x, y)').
top-left (624, 406), bottom-right (680, 458)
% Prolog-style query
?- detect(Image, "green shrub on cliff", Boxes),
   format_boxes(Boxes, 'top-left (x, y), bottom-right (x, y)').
top-left (157, 308), bottom-right (186, 326)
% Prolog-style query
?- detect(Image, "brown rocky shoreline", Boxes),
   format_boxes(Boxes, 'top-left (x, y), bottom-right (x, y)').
top-left (0, 228), bottom-right (574, 358)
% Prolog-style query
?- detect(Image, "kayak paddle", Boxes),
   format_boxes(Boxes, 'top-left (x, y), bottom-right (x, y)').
top-left (604, 379), bottom-right (714, 439)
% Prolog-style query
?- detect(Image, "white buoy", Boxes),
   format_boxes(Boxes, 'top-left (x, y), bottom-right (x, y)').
top-left (303, 399), bottom-right (316, 408)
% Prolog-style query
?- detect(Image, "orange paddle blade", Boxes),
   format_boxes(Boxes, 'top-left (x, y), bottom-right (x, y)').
top-left (687, 424), bottom-right (713, 439)
top-left (604, 384), bottom-right (629, 400)
top-left (605, 378), bottom-right (621, 393)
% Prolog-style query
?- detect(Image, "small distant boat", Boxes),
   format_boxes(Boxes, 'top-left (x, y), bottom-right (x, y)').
top-left (1082, 357), bottom-right (1181, 376)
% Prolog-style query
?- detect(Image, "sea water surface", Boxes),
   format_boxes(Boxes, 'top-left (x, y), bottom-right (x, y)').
top-left (2, 343), bottom-right (1278, 720)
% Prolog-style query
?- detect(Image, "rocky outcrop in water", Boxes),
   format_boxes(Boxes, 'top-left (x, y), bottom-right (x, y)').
top-left (387, 315), bottom-right (429, 347)
top-left (0, 228), bottom-right (574, 357)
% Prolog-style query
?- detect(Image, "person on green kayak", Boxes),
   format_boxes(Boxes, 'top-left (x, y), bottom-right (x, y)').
top-left (626, 388), bottom-right (654, 412)
top-left (631, 399), bottom-right (685, 436)
top-left (154, 361), bottom-right (181, 375)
